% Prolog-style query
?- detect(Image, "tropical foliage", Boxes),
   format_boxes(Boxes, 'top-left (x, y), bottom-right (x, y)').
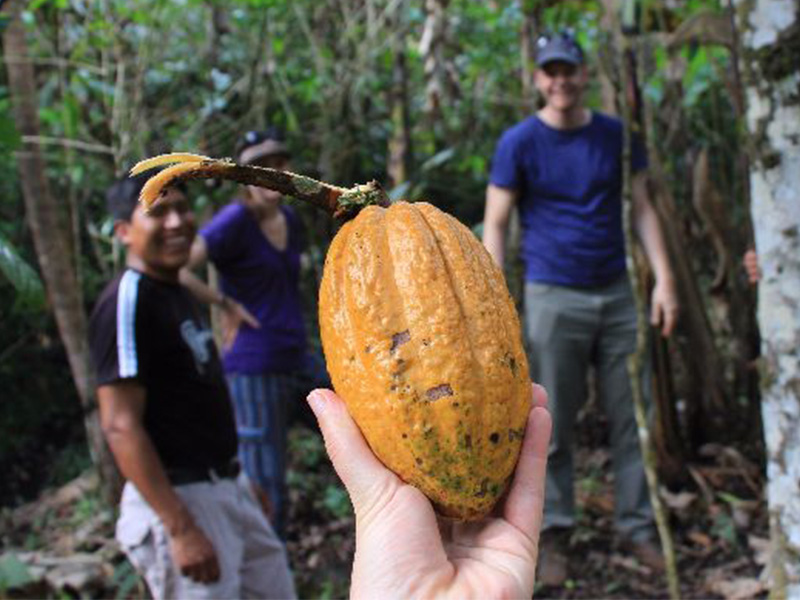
top-left (2, 0), bottom-right (789, 596)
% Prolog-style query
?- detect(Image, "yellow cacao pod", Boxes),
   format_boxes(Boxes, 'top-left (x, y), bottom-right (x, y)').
top-left (319, 201), bottom-right (531, 520)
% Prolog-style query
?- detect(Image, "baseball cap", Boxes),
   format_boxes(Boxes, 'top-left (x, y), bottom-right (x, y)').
top-left (536, 31), bottom-right (585, 67)
top-left (236, 128), bottom-right (291, 165)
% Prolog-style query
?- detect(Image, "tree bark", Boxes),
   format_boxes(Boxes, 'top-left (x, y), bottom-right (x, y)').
top-left (734, 1), bottom-right (800, 595)
top-left (2, 3), bottom-right (121, 505)
top-left (519, 0), bottom-right (540, 115)
top-left (387, 9), bottom-right (412, 189)
top-left (419, 0), bottom-right (460, 121)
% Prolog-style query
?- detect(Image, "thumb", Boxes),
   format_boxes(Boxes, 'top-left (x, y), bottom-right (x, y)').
top-left (650, 299), bottom-right (661, 328)
top-left (307, 389), bottom-right (398, 513)
top-left (241, 306), bottom-right (260, 329)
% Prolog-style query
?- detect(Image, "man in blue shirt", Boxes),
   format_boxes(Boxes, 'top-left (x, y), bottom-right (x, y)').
top-left (483, 32), bottom-right (678, 586)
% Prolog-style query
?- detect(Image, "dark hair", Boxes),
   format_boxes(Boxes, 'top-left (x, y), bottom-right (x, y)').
top-left (235, 126), bottom-right (288, 160)
top-left (106, 172), bottom-right (149, 222)
top-left (105, 170), bottom-right (187, 221)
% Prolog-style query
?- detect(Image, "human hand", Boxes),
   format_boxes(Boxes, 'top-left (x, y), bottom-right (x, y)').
top-left (169, 521), bottom-right (221, 583)
top-left (743, 249), bottom-right (761, 284)
top-left (651, 277), bottom-right (679, 338)
top-left (220, 297), bottom-right (260, 350)
top-left (307, 384), bottom-right (552, 600)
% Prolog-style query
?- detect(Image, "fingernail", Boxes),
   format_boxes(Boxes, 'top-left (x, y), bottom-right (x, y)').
top-left (307, 390), bottom-right (328, 414)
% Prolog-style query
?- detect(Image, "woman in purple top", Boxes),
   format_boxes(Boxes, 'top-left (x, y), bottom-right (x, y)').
top-left (180, 128), bottom-right (330, 539)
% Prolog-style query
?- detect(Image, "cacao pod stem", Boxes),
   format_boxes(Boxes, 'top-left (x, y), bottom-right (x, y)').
top-left (131, 154), bottom-right (391, 221)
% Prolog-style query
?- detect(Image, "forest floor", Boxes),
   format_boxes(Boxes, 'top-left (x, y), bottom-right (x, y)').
top-left (0, 411), bottom-right (770, 599)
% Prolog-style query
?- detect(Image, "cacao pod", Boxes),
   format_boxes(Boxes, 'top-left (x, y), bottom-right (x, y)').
top-left (319, 201), bottom-right (531, 520)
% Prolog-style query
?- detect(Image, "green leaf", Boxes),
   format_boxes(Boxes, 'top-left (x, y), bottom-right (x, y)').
top-left (718, 491), bottom-right (745, 506)
top-left (0, 111), bottom-right (21, 152)
top-left (322, 484), bottom-right (352, 519)
top-left (621, 0), bottom-right (639, 33)
top-left (0, 553), bottom-right (35, 590)
top-left (0, 233), bottom-right (46, 312)
top-left (388, 180), bottom-right (412, 202)
top-left (421, 148), bottom-right (456, 172)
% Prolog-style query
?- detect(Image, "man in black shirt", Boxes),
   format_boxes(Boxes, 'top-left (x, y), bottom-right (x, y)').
top-left (89, 176), bottom-right (295, 599)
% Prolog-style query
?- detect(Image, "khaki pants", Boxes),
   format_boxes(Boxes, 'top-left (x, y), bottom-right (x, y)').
top-left (116, 474), bottom-right (296, 599)
top-left (525, 276), bottom-right (654, 540)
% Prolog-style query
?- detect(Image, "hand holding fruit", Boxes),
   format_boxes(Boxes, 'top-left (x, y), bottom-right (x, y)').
top-left (307, 384), bottom-right (552, 600)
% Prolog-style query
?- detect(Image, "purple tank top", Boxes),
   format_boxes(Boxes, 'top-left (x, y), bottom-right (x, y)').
top-left (200, 202), bottom-right (307, 374)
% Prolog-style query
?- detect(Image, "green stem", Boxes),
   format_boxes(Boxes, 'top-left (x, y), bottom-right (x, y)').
top-left (619, 34), bottom-right (681, 600)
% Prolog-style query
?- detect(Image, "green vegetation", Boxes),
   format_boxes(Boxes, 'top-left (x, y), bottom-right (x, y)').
top-left (0, 0), bottom-right (772, 596)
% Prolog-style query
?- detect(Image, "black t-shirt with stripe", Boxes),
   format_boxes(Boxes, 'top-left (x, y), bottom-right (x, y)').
top-left (88, 269), bottom-right (237, 471)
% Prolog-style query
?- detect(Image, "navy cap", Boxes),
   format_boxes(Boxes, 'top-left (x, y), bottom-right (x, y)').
top-left (236, 127), bottom-right (291, 164)
top-left (536, 33), bottom-right (584, 67)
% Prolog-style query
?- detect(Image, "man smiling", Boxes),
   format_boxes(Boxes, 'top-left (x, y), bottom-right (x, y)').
top-left (89, 177), bottom-right (295, 599)
top-left (482, 32), bottom-right (678, 586)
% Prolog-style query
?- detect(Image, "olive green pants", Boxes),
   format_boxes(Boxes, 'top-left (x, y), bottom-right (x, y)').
top-left (525, 275), bottom-right (654, 540)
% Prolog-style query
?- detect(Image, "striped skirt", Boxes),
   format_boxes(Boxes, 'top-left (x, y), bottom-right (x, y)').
top-left (226, 352), bottom-right (330, 539)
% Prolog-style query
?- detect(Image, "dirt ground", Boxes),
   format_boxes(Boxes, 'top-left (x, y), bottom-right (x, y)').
top-left (0, 414), bottom-right (769, 599)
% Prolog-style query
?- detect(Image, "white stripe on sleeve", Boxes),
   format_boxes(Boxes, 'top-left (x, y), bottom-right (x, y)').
top-left (117, 270), bottom-right (142, 378)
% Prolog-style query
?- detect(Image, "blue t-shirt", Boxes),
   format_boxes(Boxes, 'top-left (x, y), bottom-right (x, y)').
top-left (490, 112), bottom-right (647, 287)
top-left (201, 202), bottom-right (307, 374)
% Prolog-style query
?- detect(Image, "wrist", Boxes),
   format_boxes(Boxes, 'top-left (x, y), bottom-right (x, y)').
top-left (656, 273), bottom-right (675, 288)
top-left (651, 264), bottom-right (673, 285)
top-left (216, 293), bottom-right (229, 308)
top-left (163, 504), bottom-right (196, 537)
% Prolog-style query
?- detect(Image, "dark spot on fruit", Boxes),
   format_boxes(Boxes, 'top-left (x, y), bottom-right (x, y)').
top-left (489, 432), bottom-right (500, 444)
top-left (415, 458), bottom-right (423, 466)
top-left (502, 351), bottom-right (518, 376)
top-left (464, 434), bottom-right (472, 449)
top-left (426, 383), bottom-right (454, 401)
top-left (390, 330), bottom-right (410, 352)
top-left (474, 479), bottom-right (489, 498)
top-left (508, 428), bottom-right (525, 441)
top-left (402, 433), bottom-right (408, 439)
top-left (365, 345), bottom-right (372, 353)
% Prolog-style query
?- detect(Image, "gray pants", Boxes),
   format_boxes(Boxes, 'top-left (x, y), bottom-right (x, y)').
top-left (116, 474), bottom-right (296, 599)
top-left (525, 276), bottom-right (653, 540)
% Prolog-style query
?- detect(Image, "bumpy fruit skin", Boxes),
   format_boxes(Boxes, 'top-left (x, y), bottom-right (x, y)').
top-left (319, 201), bottom-right (531, 520)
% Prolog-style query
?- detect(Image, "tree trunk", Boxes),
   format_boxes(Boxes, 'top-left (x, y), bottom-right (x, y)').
top-left (734, 1), bottom-right (800, 595)
top-left (387, 10), bottom-right (412, 189)
top-left (647, 161), bottom-right (729, 443)
top-left (2, 3), bottom-right (121, 505)
top-left (519, 0), bottom-right (539, 115)
top-left (419, 0), bottom-right (459, 122)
